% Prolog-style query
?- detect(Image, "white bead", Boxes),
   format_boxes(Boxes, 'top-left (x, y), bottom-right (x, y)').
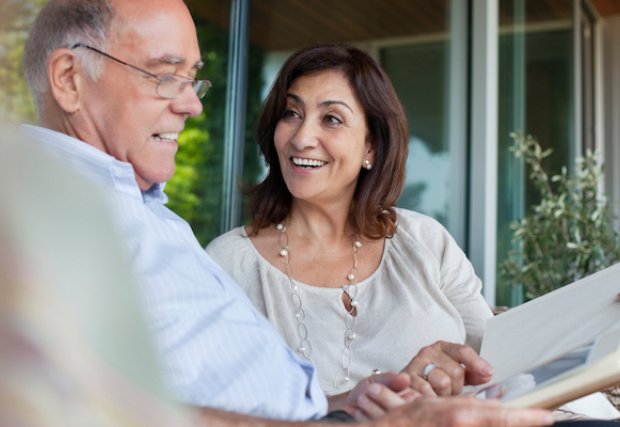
top-left (277, 223), bottom-right (366, 386)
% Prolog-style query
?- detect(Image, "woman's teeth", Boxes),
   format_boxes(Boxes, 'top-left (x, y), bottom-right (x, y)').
top-left (292, 157), bottom-right (326, 168)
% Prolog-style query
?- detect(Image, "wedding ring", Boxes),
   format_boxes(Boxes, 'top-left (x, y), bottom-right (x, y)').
top-left (422, 362), bottom-right (436, 380)
top-left (372, 368), bottom-right (382, 375)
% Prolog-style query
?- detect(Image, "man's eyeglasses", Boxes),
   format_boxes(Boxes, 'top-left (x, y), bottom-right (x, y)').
top-left (71, 43), bottom-right (211, 100)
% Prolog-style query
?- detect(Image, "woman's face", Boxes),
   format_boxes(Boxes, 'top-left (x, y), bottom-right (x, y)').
top-left (273, 69), bottom-right (372, 206)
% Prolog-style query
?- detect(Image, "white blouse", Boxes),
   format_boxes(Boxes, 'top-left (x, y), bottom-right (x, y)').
top-left (206, 208), bottom-right (493, 395)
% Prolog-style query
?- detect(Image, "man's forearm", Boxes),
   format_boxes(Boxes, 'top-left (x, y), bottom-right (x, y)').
top-left (326, 391), bottom-right (351, 414)
top-left (195, 406), bottom-right (342, 427)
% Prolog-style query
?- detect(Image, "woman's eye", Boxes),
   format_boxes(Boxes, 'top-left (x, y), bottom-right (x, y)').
top-left (283, 109), bottom-right (300, 119)
top-left (324, 114), bottom-right (342, 125)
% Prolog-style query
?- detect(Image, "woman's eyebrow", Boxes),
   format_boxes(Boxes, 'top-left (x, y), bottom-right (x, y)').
top-left (286, 93), bottom-right (304, 105)
top-left (319, 99), bottom-right (353, 113)
top-left (286, 93), bottom-right (354, 113)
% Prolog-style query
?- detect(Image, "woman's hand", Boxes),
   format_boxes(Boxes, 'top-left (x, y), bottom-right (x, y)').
top-left (330, 372), bottom-right (420, 420)
top-left (402, 340), bottom-right (494, 397)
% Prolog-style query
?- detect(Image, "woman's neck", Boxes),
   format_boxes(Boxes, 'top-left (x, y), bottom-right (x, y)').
top-left (287, 201), bottom-right (355, 245)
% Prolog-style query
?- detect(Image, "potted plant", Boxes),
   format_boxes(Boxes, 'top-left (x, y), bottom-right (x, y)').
top-left (501, 133), bottom-right (620, 300)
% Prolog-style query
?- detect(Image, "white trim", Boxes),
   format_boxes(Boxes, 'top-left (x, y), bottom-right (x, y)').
top-left (592, 5), bottom-right (605, 197)
top-left (498, 20), bottom-right (572, 34)
top-left (585, 0), bottom-right (605, 165)
top-left (603, 16), bottom-right (620, 222)
top-left (469, 0), bottom-right (498, 305)
top-left (446, 0), bottom-right (468, 246)
top-left (572, 1), bottom-right (583, 159)
top-left (221, 0), bottom-right (250, 232)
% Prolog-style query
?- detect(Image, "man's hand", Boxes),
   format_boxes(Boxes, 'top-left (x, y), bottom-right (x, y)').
top-left (402, 341), bottom-right (494, 397)
top-left (329, 372), bottom-right (419, 420)
top-left (376, 396), bottom-right (554, 427)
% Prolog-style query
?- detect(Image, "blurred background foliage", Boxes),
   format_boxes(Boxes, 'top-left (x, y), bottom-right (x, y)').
top-left (0, 0), bottom-right (45, 122)
top-left (1, 2), bottom-right (263, 247)
top-left (166, 21), bottom-right (264, 246)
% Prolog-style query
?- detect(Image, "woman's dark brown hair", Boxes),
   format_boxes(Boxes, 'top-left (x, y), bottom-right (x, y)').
top-left (248, 44), bottom-right (409, 239)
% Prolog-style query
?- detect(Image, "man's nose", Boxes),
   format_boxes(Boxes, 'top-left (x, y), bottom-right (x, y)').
top-left (171, 84), bottom-right (203, 117)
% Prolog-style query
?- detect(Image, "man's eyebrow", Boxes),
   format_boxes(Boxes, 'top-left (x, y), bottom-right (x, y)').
top-left (147, 54), bottom-right (205, 71)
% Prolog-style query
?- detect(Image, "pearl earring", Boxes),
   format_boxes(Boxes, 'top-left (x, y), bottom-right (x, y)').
top-left (363, 159), bottom-right (373, 170)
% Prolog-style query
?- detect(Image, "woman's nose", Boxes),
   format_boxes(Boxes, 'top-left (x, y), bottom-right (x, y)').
top-left (290, 118), bottom-right (318, 150)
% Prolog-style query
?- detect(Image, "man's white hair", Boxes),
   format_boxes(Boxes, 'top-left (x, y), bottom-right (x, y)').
top-left (23, 0), bottom-right (115, 117)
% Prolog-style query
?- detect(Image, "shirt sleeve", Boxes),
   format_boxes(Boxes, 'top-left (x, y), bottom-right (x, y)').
top-left (122, 210), bottom-right (328, 420)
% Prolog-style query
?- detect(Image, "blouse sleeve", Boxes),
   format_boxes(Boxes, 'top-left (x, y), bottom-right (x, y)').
top-left (397, 210), bottom-right (493, 352)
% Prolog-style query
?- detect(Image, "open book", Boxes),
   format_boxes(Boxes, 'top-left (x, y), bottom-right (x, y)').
top-left (473, 263), bottom-right (620, 409)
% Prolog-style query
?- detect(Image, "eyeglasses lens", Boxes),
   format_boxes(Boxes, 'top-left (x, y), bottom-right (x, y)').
top-left (157, 78), bottom-right (210, 100)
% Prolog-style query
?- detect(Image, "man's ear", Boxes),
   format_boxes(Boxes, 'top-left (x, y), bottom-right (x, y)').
top-left (47, 48), bottom-right (84, 114)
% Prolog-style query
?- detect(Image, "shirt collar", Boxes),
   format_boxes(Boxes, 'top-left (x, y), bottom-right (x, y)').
top-left (20, 124), bottom-right (168, 204)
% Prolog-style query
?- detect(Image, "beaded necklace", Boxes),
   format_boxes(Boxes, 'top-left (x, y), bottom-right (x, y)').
top-left (276, 222), bottom-right (362, 388)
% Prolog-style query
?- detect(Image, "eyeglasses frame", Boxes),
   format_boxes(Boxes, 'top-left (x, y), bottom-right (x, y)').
top-left (71, 43), bottom-right (211, 99)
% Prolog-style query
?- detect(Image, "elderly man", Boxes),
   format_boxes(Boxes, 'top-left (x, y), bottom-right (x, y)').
top-left (18, 0), bottom-right (556, 426)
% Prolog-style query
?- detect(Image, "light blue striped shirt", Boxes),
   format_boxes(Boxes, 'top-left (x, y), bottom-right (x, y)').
top-left (21, 125), bottom-right (328, 420)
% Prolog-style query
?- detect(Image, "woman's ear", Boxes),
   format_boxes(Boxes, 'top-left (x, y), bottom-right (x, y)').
top-left (47, 48), bottom-right (83, 114)
top-left (366, 148), bottom-right (375, 165)
top-left (366, 143), bottom-right (376, 164)
top-left (362, 147), bottom-right (375, 170)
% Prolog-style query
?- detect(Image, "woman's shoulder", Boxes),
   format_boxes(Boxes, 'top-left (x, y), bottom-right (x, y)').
top-left (394, 207), bottom-right (448, 235)
top-left (206, 225), bottom-right (268, 285)
top-left (205, 226), bottom-right (252, 262)
top-left (205, 226), bottom-right (271, 307)
top-left (391, 207), bottom-right (458, 256)
top-left (391, 207), bottom-right (470, 269)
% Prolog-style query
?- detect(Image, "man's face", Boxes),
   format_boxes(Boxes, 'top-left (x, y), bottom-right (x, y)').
top-left (76, 0), bottom-right (203, 190)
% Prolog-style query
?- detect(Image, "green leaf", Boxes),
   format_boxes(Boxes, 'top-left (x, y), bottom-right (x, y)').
top-left (501, 133), bottom-right (620, 301)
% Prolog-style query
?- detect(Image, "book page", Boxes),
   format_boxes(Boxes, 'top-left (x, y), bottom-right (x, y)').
top-left (478, 264), bottom-right (620, 392)
top-left (501, 329), bottom-right (620, 408)
top-left (474, 329), bottom-right (620, 406)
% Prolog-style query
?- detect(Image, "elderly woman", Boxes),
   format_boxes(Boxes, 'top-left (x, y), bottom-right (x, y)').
top-left (207, 44), bottom-right (493, 398)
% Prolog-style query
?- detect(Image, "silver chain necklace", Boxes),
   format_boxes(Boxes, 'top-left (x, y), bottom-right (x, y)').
top-left (276, 222), bottom-right (362, 388)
